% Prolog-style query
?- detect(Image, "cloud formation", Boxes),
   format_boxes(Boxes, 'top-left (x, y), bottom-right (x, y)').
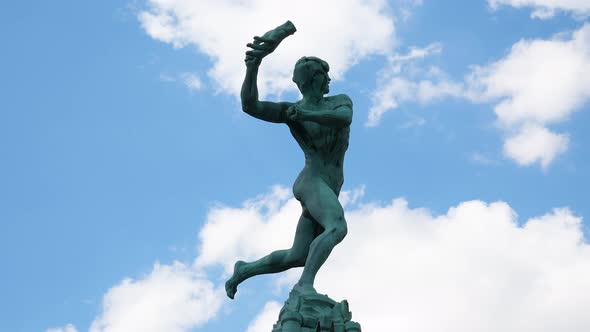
top-left (49, 185), bottom-right (590, 331)
top-left (44, 186), bottom-right (367, 332)
top-left (139, 0), bottom-right (395, 98)
top-left (180, 73), bottom-right (202, 92)
top-left (47, 324), bottom-right (78, 332)
top-left (199, 186), bottom-right (590, 331)
top-left (160, 72), bottom-right (203, 93)
top-left (502, 123), bottom-right (569, 168)
top-left (88, 262), bottom-right (222, 332)
top-left (488, 0), bottom-right (590, 19)
top-left (246, 301), bottom-right (282, 332)
top-left (369, 24), bottom-right (590, 168)
top-left (367, 43), bottom-right (462, 127)
top-left (470, 23), bottom-right (590, 167)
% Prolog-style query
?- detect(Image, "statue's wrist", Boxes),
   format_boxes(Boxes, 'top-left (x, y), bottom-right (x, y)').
top-left (246, 64), bottom-right (260, 73)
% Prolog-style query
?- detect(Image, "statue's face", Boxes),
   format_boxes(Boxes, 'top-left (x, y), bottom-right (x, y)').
top-left (311, 69), bottom-right (331, 95)
top-left (293, 57), bottom-right (331, 95)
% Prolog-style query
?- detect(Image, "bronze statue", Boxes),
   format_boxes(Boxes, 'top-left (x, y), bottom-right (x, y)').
top-left (225, 21), bottom-right (354, 301)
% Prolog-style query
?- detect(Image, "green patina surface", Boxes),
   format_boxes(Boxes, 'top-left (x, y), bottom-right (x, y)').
top-left (225, 21), bottom-right (361, 331)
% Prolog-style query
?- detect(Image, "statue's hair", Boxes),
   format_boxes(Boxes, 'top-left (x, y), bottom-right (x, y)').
top-left (292, 56), bottom-right (329, 92)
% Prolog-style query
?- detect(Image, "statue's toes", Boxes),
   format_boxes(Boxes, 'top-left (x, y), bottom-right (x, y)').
top-left (225, 279), bottom-right (238, 299)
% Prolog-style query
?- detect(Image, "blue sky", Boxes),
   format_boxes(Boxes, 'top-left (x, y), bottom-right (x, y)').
top-left (1, 1), bottom-right (590, 331)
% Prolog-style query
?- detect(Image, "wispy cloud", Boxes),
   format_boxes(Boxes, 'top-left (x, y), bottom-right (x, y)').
top-left (470, 151), bottom-right (501, 166)
top-left (488, 0), bottom-right (590, 19)
top-left (367, 43), bottom-right (461, 127)
top-left (47, 324), bottom-right (78, 332)
top-left (369, 24), bottom-right (590, 168)
top-left (160, 72), bottom-right (203, 93)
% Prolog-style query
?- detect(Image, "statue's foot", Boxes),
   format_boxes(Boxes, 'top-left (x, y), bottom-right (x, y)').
top-left (225, 260), bottom-right (246, 299)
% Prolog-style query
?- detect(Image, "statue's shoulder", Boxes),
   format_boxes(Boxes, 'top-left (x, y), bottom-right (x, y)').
top-left (327, 94), bottom-right (353, 109)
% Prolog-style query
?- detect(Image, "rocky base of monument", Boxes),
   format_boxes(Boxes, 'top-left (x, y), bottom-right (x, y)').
top-left (272, 285), bottom-right (362, 332)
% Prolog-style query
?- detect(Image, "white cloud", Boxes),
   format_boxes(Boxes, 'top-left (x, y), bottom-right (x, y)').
top-left (469, 23), bottom-right (590, 167)
top-left (488, 0), bottom-right (590, 19)
top-left (323, 200), bottom-right (590, 331)
top-left (390, 43), bottom-right (443, 63)
top-left (198, 186), bottom-right (590, 332)
top-left (89, 262), bottom-right (223, 332)
top-left (471, 151), bottom-right (500, 166)
top-left (139, 0), bottom-right (396, 98)
top-left (368, 76), bottom-right (464, 126)
top-left (369, 24), bottom-right (590, 167)
top-left (160, 72), bottom-right (203, 92)
top-left (503, 123), bottom-right (569, 168)
top-left (470, 25), bottom-right (590, 127)
top-left (367, 43), bottom-right (464, 127)
top-left (338, 185), bottom-right (366, 208)
top-left (195, 185), bottom-right (299, 274)
top-left (180, 73), bottom-right (202, 92)
top-left (400, 115), bottom-right (426, 128)
top-left (395, 0), bottom-right (424, 21)
top-left (50, 185), bottom-right (366, 332)
top-left (246, 301), bottom-right (282, 332)
top-left (52, 185), bottom-right (590, 331)
top-left (47, 324), bottom-right (78, 332)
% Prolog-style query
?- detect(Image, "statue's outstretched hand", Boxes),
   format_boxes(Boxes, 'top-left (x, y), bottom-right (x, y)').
top-left (244, 36), bottom-right (278, 67)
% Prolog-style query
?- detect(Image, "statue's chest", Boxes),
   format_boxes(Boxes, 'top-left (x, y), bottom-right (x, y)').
top-left (299, 102), bottom-right (335, 137)
top-left (289, 98), bottom-right (349, 151)
top-left (302, 121), bottom-right (325, 138)
top-left (298, 121), bottom-right (341, 149)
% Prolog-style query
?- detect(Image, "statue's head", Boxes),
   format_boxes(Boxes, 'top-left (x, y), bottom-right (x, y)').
top-left (292, 56), bottom-right (330, 95)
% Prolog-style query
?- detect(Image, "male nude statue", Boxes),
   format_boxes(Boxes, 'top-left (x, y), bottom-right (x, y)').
top-left (225, 27), bottom-right (353, 299)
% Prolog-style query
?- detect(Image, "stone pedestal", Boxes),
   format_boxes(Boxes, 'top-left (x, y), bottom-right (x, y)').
top-left (272, 285), bottom-right (361, 332)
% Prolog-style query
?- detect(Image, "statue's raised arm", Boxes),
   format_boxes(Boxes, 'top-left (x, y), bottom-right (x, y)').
top-left (240, 21), bottom-right (296, 123)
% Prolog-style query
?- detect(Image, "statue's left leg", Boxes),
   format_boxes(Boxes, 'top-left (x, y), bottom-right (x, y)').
top-left (297, 179), bottom-right (347, 288)
top-left (225, 209), bottom-right (320, 299)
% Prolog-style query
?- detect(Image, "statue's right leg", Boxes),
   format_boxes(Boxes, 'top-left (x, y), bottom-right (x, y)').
top-left (225, 209), bottom-right (319, 299)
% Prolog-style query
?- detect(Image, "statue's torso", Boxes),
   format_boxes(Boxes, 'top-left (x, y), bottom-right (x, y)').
top-left (288, 95), bottom-right (350, 196)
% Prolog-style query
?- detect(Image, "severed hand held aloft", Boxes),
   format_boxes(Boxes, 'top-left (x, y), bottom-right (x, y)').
top-left (244, 20), bottom-right (296, 67)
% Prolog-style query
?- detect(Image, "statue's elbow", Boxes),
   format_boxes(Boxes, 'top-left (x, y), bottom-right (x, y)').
top-left (343, 113), bottom-right (353, 126)
top-left (241, 99), bottom-right (253, 113)
top-left (241, 100), bottom-right (258, 115)
top-left (345, 116), bottom-right (352, 126)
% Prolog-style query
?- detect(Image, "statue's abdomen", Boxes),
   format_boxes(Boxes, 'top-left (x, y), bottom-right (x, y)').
top-left (291, 125), bottom-right (349, 198)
